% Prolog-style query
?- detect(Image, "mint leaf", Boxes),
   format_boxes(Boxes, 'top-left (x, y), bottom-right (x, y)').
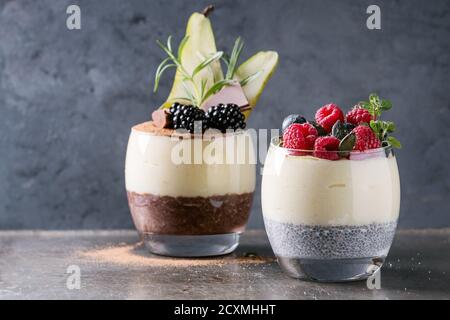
top-left (370, 120), bottom-right (396, 141)
top-left (387, 136), bottom-right (402, 149)
top-left (364, 94), bottom-right (400, 149)
top-left (367, 93), bottom-right (383, 117)
top-left (369, 93), bottom-right (381, 109)
top-left (369, 120), bottom-right (380, 132)
top-left (370, 120), bottom-right (385, 141)
top-left (386, 121), bottom-right (395, 133)
top-left (381, 99), bottom-right (392, 111)
top-left (359, 101), bottom-right (371, 110)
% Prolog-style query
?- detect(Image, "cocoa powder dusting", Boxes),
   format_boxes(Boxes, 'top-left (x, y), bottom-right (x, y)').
top-left (78, 243), bottom-right (274, 267)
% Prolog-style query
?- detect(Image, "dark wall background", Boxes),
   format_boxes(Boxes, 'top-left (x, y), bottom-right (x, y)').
top-left (0, 0), bottom-right (449, 229)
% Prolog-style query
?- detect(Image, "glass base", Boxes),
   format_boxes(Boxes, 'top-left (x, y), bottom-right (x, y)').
top-left (277, 256), bottom-right (384, 282)
top-left (142, 232), bottom-right (241, 257)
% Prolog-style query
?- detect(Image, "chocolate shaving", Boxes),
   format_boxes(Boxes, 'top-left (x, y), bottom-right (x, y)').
top-left (152, 109), bottom-right (172, 129)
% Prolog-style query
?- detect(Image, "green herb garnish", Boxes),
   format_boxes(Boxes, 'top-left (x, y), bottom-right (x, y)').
top-left (154, 35), bottom-right (224, 107)
top-left (223, 37), bottom-right (244, 79)
top-left (339, 132), bottom-right (356, 157)
top-left (154, 36), bottom-right (261, 107)
top-left (223, 37), bottom-right (261, 86)
top-left (360, 93), bottom-right (401, 149)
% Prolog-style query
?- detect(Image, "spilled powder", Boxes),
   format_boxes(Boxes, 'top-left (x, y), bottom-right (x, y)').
top-left (78, 242), bottom-right (274, 268)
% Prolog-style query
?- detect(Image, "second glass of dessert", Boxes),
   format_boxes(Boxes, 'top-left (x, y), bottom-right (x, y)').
top-left (125, 6), bottom-right (278, 257)
top-left (262, 95), bottom-right (401, 281)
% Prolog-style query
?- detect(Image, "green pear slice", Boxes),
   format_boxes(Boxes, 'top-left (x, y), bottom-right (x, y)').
top-left (164, 12), bottom-right (223, 107)
top-left (233, 51), bottom-right (278, 118)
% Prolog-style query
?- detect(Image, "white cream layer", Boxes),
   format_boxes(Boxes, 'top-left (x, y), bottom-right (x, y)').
top-left (125, 128), bottom-right (256, 197)
top-left (262, 148), bottom-right (400, 226)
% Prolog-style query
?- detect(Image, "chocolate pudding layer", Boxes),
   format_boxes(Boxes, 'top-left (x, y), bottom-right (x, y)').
top-left (127, 191), bottom-right (253, 235)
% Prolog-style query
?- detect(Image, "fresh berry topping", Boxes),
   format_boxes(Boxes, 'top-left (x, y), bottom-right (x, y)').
top-left (331, 120), bottom-right (356, 140)
top-left (346, 105), bottom-right (374, 125)
top-left (344, 122), bottom-right (356, 132)
top-left (352, 125), bottom-right (382, 151)
top-left (283, 123), bottom-right (318, 150)
top-left (313, 136), bottom-right (341, 160)
top-left (168, 102), bottom-right (180, 111)
top-left (315, 103), bottom-right (345, 133)
top-left (169, 103), bottom-right (207, 133)
top-left (205, 103), bottom-right (246, 133)
top-left (282, 114), bottom-right (307, 132)
top-left (308, 120), bottom-right (328, 136)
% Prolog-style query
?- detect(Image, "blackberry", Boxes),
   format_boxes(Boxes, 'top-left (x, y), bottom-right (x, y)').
top-left (168, 103), bottom-right (207, 133)
top-left (205, 103), bottom-right (246, 133)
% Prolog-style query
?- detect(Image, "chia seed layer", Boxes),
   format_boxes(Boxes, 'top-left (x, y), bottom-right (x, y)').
top-left (264, 219), bottom-right (397, 259)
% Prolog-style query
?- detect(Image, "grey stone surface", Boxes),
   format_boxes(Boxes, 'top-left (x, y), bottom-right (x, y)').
top-left (0, 229), bottom-right (449, 299)
top-left (0, 0), bottom-right (449, 229)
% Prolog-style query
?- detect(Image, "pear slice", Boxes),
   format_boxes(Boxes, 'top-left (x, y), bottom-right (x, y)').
top-left (201, 83), bottom-right (249, 111)
top-left (233, 51), bottom-right (278, 118)
top-left (164, 12), bottom-right (223, 107)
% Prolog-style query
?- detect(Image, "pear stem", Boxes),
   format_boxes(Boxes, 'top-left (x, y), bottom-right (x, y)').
top-left (202, 5), bottom-right (214, 17)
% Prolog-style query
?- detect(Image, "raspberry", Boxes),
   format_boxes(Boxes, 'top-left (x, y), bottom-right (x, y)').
top-left (313, 136), bottom-right (340, 160)
top-left (346, 106), bottom-right (374, 125)
top-left (315, 103), bottom-right (345, 133)
top-left (283, 123), bottom-right (318, 151)
top-left (352, 125), bottom-right (381, 151)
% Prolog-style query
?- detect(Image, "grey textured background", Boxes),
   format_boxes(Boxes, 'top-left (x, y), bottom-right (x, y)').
top-left (0, 0), bottom-right (449, 229)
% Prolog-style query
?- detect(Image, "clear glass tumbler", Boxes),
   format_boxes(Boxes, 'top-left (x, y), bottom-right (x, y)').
top-left (125, 122), bottom-right (256, 257)
top-left (262, 137), bottom-right (400, 281)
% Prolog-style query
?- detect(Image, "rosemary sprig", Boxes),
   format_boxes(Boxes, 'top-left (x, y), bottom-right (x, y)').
top-left (154, 35), bottom-right (224, 106)
top-left (239, 70), bottom-right (262, 87)
top-left (153, 57), bottom-right (176, 92)
top-left (156, 36), bottom-right (188, 75)
top-left (223, 37), bottom-right (262, 88)
top-left (225, 37), bottom-right (244, 79)
top-left (192, 51), bottom-right (223, 78)
top-left (154, 35), bottom-right (262, 107)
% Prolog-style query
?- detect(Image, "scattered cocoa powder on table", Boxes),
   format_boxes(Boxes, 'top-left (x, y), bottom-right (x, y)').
top-left (78, 242), bottom-right (274, 268)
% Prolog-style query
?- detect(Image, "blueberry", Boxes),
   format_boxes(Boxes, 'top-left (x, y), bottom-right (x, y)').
top-left (282, 114), bottom-right (307, 132)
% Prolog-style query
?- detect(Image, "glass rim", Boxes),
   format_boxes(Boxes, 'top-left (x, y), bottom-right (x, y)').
top-left (132, 124), bottom-right (250, 139)
top-left (270, 136), bottom-right (393, 155)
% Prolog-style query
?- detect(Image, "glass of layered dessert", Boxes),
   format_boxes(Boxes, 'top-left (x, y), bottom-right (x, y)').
top-left (126, 123), bottom-right (256, 256)
top-left (125, 6), bottom-right (278, 257)
top-left (262, 95), bottom-right (401, 281)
